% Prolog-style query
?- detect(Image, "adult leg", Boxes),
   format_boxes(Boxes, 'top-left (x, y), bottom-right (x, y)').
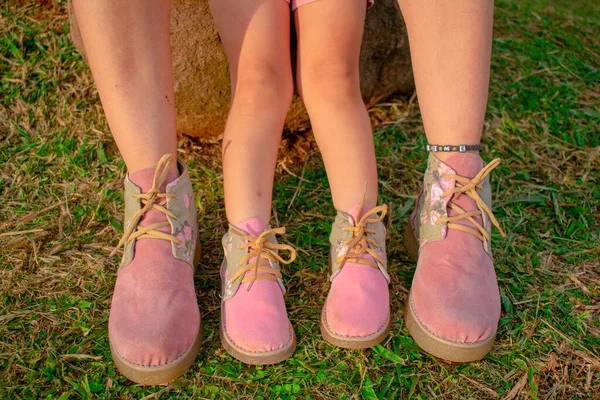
top-left (399, 0), bottom-right (504, 362)
top-left (72, 0), bottom-right (178, 173)
top-left (73, 1), bottom-right (201, 384)
top-left (399, 0), bottom-right (494, 158)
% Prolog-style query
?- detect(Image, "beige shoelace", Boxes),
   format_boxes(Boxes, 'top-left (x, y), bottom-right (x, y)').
top-left (435, 158), bottom-right (506, 242)
top-left (111, 154), bottom-right (180, 256)
top-left (229, 227), bottom-right (297, 291)
top-left (336, 199), bottom-right (388, 269)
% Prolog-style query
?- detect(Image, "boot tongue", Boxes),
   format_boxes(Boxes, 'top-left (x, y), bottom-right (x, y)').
top-left (345, 204), bottom-right (374, 262)
top-left (128, 166), bottom-right (179, 229)
top-left (233, 218), bottom-right (270, 279)
top-left (441, 153), bottom-right (485, 226)
top-left (235, 217), bottom-right (268, 237)
top-left (442, 153), bottom-right (484, 179)
top-left (347, 204), bottom-right (363, 225)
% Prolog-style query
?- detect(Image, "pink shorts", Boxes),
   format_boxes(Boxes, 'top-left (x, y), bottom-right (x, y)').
top-left (287, 0), bottom-right (374, 11)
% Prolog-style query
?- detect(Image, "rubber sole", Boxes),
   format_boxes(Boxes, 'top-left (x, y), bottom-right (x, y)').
top-left (220, 304), bottom-right (296, 365)
top-left (404, 293), bottom-right (494, 362)
top-left (110, 240), bottom-right (204, 385)
top-left (111, 321), bottom-right (203, 385)
top-left (320, 306), bottom-right (390, 349)
top-left (403, 223), bottom-right (495, 362)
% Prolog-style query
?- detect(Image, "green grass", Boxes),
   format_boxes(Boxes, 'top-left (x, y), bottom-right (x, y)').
top-left (1, 0), bottom-right (599, 398)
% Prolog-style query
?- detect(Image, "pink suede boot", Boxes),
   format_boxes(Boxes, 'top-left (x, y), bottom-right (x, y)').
top-left (320, 201), bottom-right (391, 348)
top-left (220, 218), bottom-right (297, 364)
top-left (404, 152), bottom-right (505, 362)
top-left (108, 154), bottom-right (202, 385)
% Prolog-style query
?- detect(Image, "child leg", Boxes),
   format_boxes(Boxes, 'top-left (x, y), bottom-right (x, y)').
top-left (294, 0), bottom-right (377, 212)
top-left (294, 0), bottom-right (390, 348)
top-left (210, 0), bottom-right (294, 225)
top-left (209, 0), bottom-right (297, 364)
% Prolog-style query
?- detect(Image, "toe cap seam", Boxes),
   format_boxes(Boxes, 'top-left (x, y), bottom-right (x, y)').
top-left (322, 303), bottom-right (390, 339)
top-left (221, 305), bottom-right (294, 354)
top-left (409, 294), bottom-right (496, 345)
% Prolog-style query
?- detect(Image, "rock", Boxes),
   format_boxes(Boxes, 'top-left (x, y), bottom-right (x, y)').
top-left (68, 0), bottom-right (413, 140)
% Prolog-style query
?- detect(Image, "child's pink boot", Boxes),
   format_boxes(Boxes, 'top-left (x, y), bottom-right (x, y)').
top-left (320, 201), bottom-right (391, 348)
top-left (108, 154), bottom-right (202, 385)
top-left (220, 218), bottom-right (297, 364)
top-left (404, 152), bottom-right (505, 362)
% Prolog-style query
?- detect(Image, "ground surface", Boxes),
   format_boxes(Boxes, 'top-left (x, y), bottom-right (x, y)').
top-left (1, 0), bottom-right (599, 399)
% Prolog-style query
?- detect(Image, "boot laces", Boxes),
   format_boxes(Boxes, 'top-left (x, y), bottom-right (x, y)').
top-left (111, 154), bottom-right (180, 256)
top-left (336, 196), bottom-right (387, 270)
top-left (435, 158), bottom-right (506, 241)
top-left (230, 227), bottom-right (297, 291)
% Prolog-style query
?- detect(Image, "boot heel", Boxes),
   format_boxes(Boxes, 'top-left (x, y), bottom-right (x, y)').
top-left (193, 238), bottom-right (201, 272)
top-left (403, 223), bottom-right (419, 261)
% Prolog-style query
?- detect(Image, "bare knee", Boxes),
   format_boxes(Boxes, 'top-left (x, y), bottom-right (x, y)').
top-left (298, 59), bottom-right (361, 106)
top-left (232, 64), bottom-right (293, 117)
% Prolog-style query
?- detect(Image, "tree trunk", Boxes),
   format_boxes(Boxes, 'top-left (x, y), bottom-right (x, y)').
top-left (68, 0), bottom-right (413, 141)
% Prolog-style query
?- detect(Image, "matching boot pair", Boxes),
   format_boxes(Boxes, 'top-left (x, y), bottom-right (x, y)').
top-left (108, 152), bottom-right (504, 385)
top-left (219, 198), bottom-right (391, 367)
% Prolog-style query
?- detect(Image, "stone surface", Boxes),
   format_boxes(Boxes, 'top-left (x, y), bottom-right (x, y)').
top-left (68, 0), bottom-right (413, 140)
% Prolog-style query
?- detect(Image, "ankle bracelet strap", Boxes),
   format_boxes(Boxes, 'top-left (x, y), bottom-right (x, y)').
top-left (426, 144), bottom-right (482, 153)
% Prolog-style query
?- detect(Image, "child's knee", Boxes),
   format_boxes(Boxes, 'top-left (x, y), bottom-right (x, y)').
top-left (300, 59), bottom-right (360, 102)
top-left (233, 65), bottom-right (293, 113)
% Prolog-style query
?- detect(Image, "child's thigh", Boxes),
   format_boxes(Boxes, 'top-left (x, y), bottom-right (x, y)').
top-left (209, 0), bottom-right (292, 77)
top-left (294, 0), bottom-right (368, 91)
top-left (293, 0), bottom-right (367, 59)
